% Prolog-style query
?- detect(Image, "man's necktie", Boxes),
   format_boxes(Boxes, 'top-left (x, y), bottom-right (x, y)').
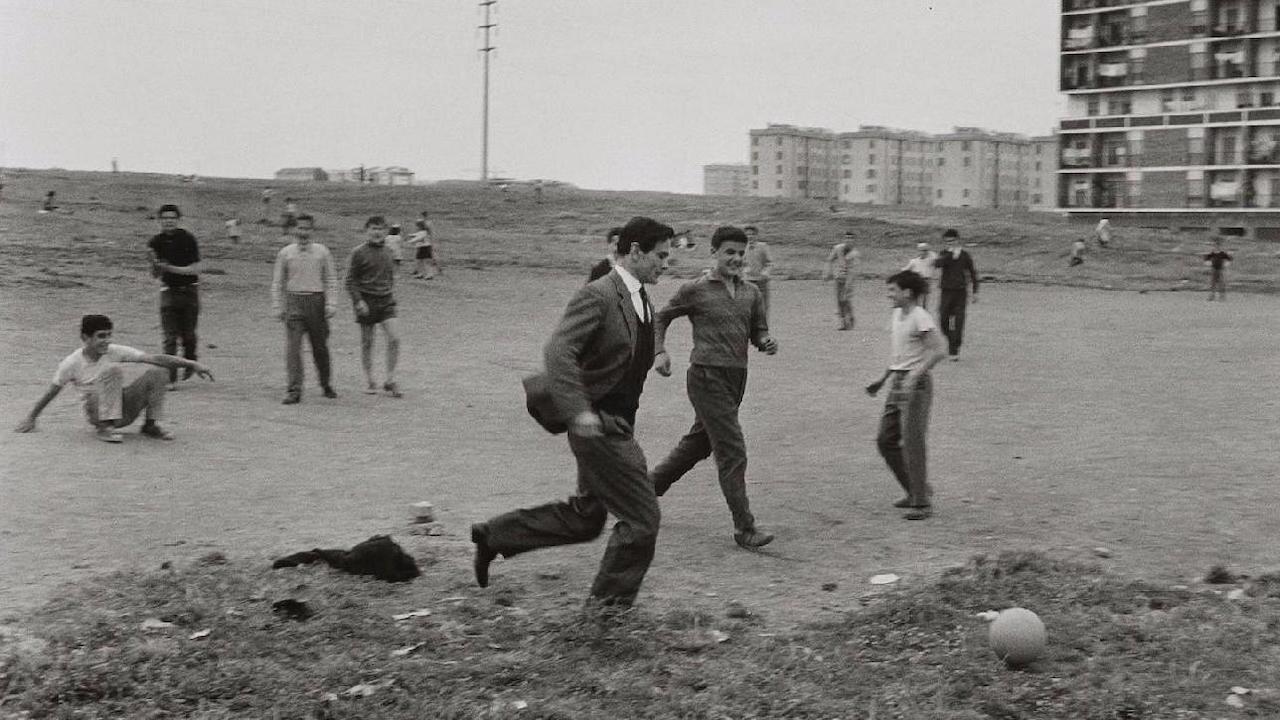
top-left (638, 286), bottom-right (650, 324)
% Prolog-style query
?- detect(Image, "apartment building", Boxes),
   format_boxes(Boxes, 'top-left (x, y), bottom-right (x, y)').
top-left (751, 124), bottom-right (1055, 210)
top-left (748, 125), bottom-right (840, 199)
top-left (1060, 0), bottom-right (1280, 236)
top-left (703, 163), bottom-right (752, 196)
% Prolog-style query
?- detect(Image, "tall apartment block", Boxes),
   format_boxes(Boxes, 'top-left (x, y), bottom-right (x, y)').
top-left (703, 163), bottom-right (752, 196)
top-left (749, 124), bottom-right (1058, 210)
top-left (1060, 0), bottom-right (1280, 236)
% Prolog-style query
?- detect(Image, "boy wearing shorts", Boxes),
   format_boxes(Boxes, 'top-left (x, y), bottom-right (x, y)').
top-left (345, 216), bottom-right (403, 397)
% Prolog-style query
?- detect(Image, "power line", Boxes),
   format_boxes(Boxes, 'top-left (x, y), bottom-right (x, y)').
top-left (479, 0), bottom-right (496, 182)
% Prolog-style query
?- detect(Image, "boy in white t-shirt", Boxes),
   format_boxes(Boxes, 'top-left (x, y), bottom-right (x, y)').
top-left (865, 270), bottom-right (946, 520)
top-left (902, 242), bottom-right (938, 309)
top-left (409, 217), bottom-right (441, 279)
top-left (14, 314), bottom-right (214, 443)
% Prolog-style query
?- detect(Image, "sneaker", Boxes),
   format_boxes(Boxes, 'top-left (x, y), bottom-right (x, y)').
top-left (322, 386), bottom-right (338, 399)
top-left (949, 355), bottom-right (960, 362)
top-left (383, 382), bottom-right (403, 399)
top-left (140, 423), bottom-right (175, 440)
top-left (892, 497), bottom-right (913, 508)
top-left (903, 507), bottom-right (932, 520)
top-left (96, 427), bottom-right (124, 443)
top-left (734, 528), bottom-right (775, 549)
top-left (282, 393), bottom-right (301, 405)
top-left (364, 383), bottom-right (379, 395)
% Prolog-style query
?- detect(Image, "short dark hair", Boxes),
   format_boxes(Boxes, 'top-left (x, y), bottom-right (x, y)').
top-left (415, 219), bottom-right (427, 229)
top-left (886, 270), bottom-right (928, 298)
top-left (616, 216), bottom-right (674, 255)
top-left (743, 225), bottom-right (759, 233)
top-left (158, 204), bottom-right (181, 218)
top-left (711, 226), bottom-right (749, 249)
top-left (606, 226), bottom-right (624, 244)
top-left (942, 228), bottom-right (959, 239)
top-left (364, 215), bottom-right (387, 228)
top-left (80, 314), bottom-right (113, 337)
top-left (295, 213), bottom-right (314, 225)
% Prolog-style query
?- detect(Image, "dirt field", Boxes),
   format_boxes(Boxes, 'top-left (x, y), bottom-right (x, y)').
top-left (4, 249), bottom-right (1279, 624)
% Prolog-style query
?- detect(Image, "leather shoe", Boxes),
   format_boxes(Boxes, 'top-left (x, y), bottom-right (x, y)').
top-left (893, 497), bottom-right (912, 508)
top-left (471, 523), bottom-right (497, 588)
top-left (903, 507), bottom-right (932, 520)
top-left (734, 528), bottom-right (774, 549)
top-left (322, 386), bottom-right (338, 399)
top-left (282, 393), bottom-right (301, 405)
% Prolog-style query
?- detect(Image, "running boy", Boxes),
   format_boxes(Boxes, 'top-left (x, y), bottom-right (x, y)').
top-left (650, 226), bottom-right (778, 549)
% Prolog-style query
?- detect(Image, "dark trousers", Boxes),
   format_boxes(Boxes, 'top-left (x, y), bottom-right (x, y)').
top-left (482, 426), bottom-right (660, 606)
top-left (651, 365), bottom-right (756, 532)
top-left (285, 293), bottom-right (332, 393)
top-left (160, 286), bottom-right (199, 382)
top-left (876, 371), bottom-right (933, 507)
top-left (937, 289), bottom-right (967, 356)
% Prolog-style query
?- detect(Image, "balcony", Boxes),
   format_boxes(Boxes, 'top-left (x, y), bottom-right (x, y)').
top-left (1211, 22), bottom-right (1253, 37)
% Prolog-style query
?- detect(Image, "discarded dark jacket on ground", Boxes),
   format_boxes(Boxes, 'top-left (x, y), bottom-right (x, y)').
top-left (272, 534), bottom-right (420, 582)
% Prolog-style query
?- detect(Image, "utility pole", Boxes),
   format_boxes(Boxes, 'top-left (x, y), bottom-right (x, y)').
top-left (479, 0), bottom-right (497, 182)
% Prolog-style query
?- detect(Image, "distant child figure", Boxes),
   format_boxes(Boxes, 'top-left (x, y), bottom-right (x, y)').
top-left (385, 224), bottom-right (405, 268)
top-left (1069, 238), bottom-right (1086, 266)
top-left (533, 179), bottom-right (544, 204)
top-left (41, 191), bottom-right (57, 213)
top-left (281, 197), bottom-right (299, 227)
top-left (409, 218), bottom-right (441, 279)
top-left (261, 187), bottom-right (274, 221)
top-left (1093, 218), bottom-right (1112, 248)
top-left (1204, 237), bottom-right (1232, 301)
top-left (902, 242), bottom-right (938, 309)
top-left (742, 225), bottom-right (774, 319)
top-left (823, 231), bottom-right (860, 330)
top-left (225, 217), bottom-right (243, 244)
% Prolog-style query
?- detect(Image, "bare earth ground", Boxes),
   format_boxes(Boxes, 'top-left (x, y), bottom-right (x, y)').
top-left (3, 259), bottom-right (1280, 625)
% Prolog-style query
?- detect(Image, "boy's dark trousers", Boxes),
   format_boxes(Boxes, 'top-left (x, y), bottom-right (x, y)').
top-left (937, 289), bottom-right (967, 357)
top-left (876, 371), bottom-right (933, 507)
top-left (160, 286), bottom-right (199, 382)
top-left (651, 364), bottom-right (756, 533)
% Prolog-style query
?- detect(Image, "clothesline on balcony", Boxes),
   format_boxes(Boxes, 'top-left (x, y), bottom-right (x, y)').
top-left (1098, 62), bottom-right (1129, 77)
top-left (1209, 179), bottom-right (1241, 200)
top-left (1214, 50), bottom-right (1245, 64)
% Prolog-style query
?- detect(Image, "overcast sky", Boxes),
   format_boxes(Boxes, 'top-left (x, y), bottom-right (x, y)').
top-left (0, 0), bottom-right (1063, 193)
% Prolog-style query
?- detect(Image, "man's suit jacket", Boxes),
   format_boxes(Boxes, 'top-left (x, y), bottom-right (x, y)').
top-left (524, 270), bottom-right (652, 433)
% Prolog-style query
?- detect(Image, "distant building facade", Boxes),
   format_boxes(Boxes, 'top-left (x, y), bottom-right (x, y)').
top-left (750, 124), bottom-right (1058, 210)
top-left (326, 166), bottom-right (416, 185)
top-left (703, 164), bottom-right (752, 196)
top-left (1059, 0), bottom-right (1280, 236)
top-left (275, 167), bottom-right (329, 182)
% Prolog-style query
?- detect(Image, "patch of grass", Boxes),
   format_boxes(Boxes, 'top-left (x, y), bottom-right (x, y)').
top-left (4, 551), bottom-right (1280, 718)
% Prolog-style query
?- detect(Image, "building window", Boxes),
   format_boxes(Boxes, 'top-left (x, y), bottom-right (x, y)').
top-left (936, 189), bottom-right (943, 198)
top-left (962, 141), bottom-right (972, 151)
top-left (869, 154), bottom-right (876, 164)
top-left (752, 137), bottom-right (759, 146)
top-left (842, 140), bottom-right (851, 149)
top-left (1035, 161), bottom-right (1042, 171)
top-left (752, 152), bottom-right (758, 161)
top-left (1032, 193), bottom-right (1041, 204)
top-left (776, 137), bottom-right (782, 145)
top-left (867, 169), bottom-right (877, 178)
top-left (776, 151), bottom-right (783, 160)
top-left (842, 169), bottom-right (851, 178)
top-left (798, 180), bottom-right (807, 189)
top-left (964, 157), bottom-right (972, 167)
top-left (1035, 145), bottom-right (1043, 155)
top-left (1087, 97), bottom-right (1100, 116)
top-left (869, 140), bottom-right (876, 149)
top-left (752, 166), bottom-right (758, 175)
top-left (867, 185), bottom-right (877, 194)
top-left (841, 154), bottom-right (850, 163)
top-left (752, 180), bottom-right (758, 189)
top-left (843, 183), bottom-right (849, 193)
top-left (963, 189), bottom-right (971, 198)
top-left (1034, 178), bottom-right (1041, 188)
top-left (937, 157), bottom-right (945, 167)
top-left (775, 165), bottom-right (782, 174)
top-left (775, 180), bottom-right (782, 189)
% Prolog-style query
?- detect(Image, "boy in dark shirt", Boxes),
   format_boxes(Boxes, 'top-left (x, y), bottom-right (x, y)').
top-left (650, 226), bottom-right (778, 549)
top-left (1204, 237), bottom-right (1232, 301)
top-left (148, 204), bottom-right (201, 387)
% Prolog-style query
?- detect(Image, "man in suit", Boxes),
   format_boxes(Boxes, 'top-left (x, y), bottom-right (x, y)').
top-left (933, 229), bottom-right (979, 361)
top-left (472, 216), bottom-right (674, 611)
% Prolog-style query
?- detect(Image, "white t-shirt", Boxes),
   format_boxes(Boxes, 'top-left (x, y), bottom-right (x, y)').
top-left (888, 306), bottom-right (937, 371)
top-left (384, 234), bottom-right (404, 260)
top-left (409, 229), bottom-right (432, 248)
top-left (52, 344), bottom-right (147, 403)
top-left (903, 253), bottom-right (937, 281)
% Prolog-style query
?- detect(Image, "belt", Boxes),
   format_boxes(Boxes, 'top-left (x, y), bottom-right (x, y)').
top-left (287, 291), bottom-right (324, 295)
top-left (162, 284), bottom-right (199, 290)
